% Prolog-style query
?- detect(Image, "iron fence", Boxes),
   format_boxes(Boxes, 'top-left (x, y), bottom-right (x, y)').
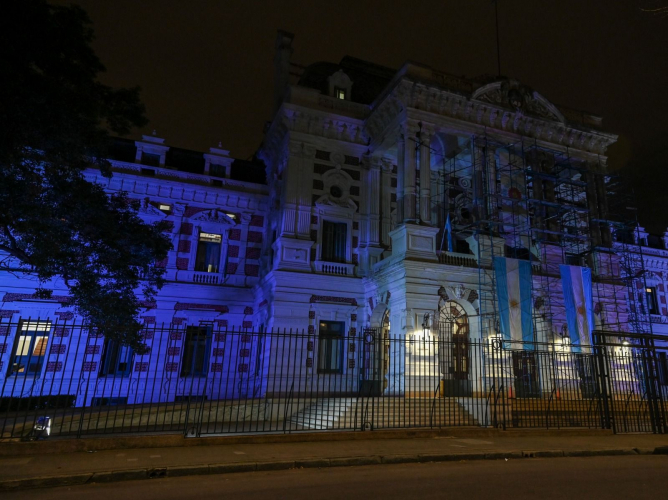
top-left (0, 318), bottom-right (666, 439)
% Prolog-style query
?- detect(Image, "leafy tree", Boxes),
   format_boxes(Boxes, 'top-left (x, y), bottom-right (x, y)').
top-left (0, 1), bottom-right (171, 350)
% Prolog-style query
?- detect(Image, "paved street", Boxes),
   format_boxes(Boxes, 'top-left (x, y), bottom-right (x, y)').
top-left (5, 455), bottom-right (667, 500)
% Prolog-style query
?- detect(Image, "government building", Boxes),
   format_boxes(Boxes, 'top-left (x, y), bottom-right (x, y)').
top-left (1, 32), bottom-right (666, 436)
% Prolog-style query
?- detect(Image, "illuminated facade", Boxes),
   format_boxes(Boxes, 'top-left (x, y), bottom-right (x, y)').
top-left (1, 31), bottom-right (666, 405)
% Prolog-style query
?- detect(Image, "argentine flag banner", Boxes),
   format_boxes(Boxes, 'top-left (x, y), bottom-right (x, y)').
top-left (494, 257), bottom-right (534, 348)
top-left (560, 265), bottom-right (595, 353)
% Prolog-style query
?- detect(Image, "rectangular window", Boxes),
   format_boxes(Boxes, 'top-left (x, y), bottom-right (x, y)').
top-left (335, 87), bottom-right (346, 100)
top-left (8, 321), bottom-right (51, 377)
top-left (99, 339), bottom-right (133, 377)
top-left (181, 326), bottom-right (212, 377)
top-left (646, 287), bottom-right (659, 315)
top-left (317, 321), bottom-right (344, 374)
top-left (158, 203), bottom-right (171, 213)
top-left (141, 152), bottom-right (160, 167)
top-left (321, 220), bottom-right (347, 263)
top-left (195, 232), bottom-right (222, 272)
top-left (658, 352), bottom-right (668, 386)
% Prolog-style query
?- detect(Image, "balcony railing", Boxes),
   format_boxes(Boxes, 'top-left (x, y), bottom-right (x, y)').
top-left (313, 260), bottom-right (355, 276)
top-left (438, 251), bottom-right (478, 268)
top-left (192, 271), bottom-right (222, 285)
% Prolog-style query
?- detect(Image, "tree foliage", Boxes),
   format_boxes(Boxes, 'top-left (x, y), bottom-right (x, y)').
top-left (0, 1), bottom-right (171, 349)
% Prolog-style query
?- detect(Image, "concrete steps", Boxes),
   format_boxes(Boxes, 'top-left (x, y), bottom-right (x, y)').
top-left (290, 398), bottom-right (478, 430)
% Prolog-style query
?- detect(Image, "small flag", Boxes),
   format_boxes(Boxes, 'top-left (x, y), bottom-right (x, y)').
top-left (445, 213), bottom-right (453, 252)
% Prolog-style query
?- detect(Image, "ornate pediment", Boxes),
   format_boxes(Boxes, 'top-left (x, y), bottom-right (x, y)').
top-left (472, 80), bottom-right (565, 124)
top-left (190, 209), bottom-right (237, 225)
top-left (139, 198), bottom-right (167, 218)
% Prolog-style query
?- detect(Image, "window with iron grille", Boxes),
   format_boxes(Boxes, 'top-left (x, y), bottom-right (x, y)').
top-left (318, 321), bottom-right (344, 374)
top-left (646, 287), bottom-right (659, 315)
top-left (8, 321), bottom-right (51, 377)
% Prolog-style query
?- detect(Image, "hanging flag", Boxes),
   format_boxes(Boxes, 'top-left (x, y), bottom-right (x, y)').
top-left (445, 213), bottom-right (453, 253)
top-left (560, 265), bottom-right (594, 353)
top-left (494, 257), bottom-right (534, 348)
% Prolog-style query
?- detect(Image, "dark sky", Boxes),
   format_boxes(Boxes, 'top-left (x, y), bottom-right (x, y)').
top-left (58, 0), bottom-right (668, 232)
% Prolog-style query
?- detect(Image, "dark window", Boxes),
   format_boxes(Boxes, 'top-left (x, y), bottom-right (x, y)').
top-left (99, 340), bottom-right (133, 377)
top-left (140, 167), bottom-right (156, 176)
top-left (658, 352), bottom-right (668, 386)
top-left (91, 397), bottom-right (128, 407)
top-left (318, 321), bottom-right (344, 374)
top-left (646, 287), bottom-right (659, 315)
top-left (195, 232), bottom-right (222, 272)
top-left (506, 246), bottom-right (530, 260)
top-left (8, 321), bottom-right (51, 377)
top-left (141, 152), bottom-right (161, 167)
top-left (565, 253), bottom-right (582, 266)
top-left (322, 221), bottom-right (347, 263)
top-left (181, 326), bottom-right (212, 377)
top-left (209, 163), bottom-right (226, 178)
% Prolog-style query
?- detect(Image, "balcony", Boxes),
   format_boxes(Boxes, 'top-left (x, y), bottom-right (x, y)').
top-left (437, 251), bottom-right (478, 268)
top-left (313, 261), bottom-right (356, 276)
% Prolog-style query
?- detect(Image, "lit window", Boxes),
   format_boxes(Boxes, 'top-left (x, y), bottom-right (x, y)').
top-left (159, 204), bottom-right (171, 213)
top-left (9, 321), bottom-right (51, 377)
top-left (318, 321), bottom-right (344, 374)
top-left (99, 339), bottom-right (133, 377)
top-left (225, 213), bottom-right (236, 221)
top-left (195, 232), bottom-right (222, 273)
top-left (335, 87), bottom-right (346, 100)
top-left (181, 326), bottom-right (212, 377)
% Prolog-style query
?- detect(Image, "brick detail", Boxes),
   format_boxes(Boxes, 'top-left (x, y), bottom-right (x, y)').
top-left (46, 362), bottom-right (63, 372)
top-left (0, 326), bottom-right (9, 336)
top-left (214, 333), bottom-right (226, 342)
top-left (167, 347), bottom-right (181, 356)
top-left (227, 245), bottom-right (239, 258)
top-left (229, 229), bottom-right (241, 241)
top-left (247, 231), bottom-right (263, 243)
top-left (155, 257), bottom-right (168, 268)
top-left (179, 222), bottom-right (193, 235)
top-left (169, 332), bottom-right (183, 341)
top-left (55, 311), bottom-right (74, 320)
top-left (211, 363), bottom-right (223, 373)
top-left (178, 240), bottom-right (191, 253)
top-left (238, 363), bottom-right (249, 373)
top-left (309, 311), bottom-right (316, 319)
top-left (165, 362), bottom-right (179, 372)
top-left (50, 344), bottom-right (66, 355)
top-left (308, 325), bottom-right (315, 334)
top-left (348, 359), bottom-right (356, 369)
top-left (349, 343), bottom-right (356, 353)
top-left (311, 215), bottom-right (318, 225)
top-left (176, 258), bottom-right (189, 270)
top-left (0, 343), bottom-right (7, 354)
top-left (174, 303), bottom-right (229, 313)
top-left (82, 362), bottom-right (97, 372)
top-left (244, 306), bottom-right (253, 315)
top-left (240, 334), bottom-right (251, 343)
top-left (245, 247), bottom-right (261, 260)
top-left (142, 316), bottom-right (156, 324)
top-left (215, 320), bottom-right (228, 328)
top-left (351, 314), bottom-right (357, 321)
top-left (0, 310), bottom-right (19, 318)
top-left (171, 317), bottom-right (185, 325)
top-left (249, 215), bottom-right (264, 227)
top-left (227, 262), bottom-right (238, 274)
top-left (135, 362), bottom-right (149, 372)
top-left (85, 345), bottom-right (100, 355)
top-left (54, 327), bottom-right (71, 337)
top-left (307, 341), bottom-right (314, 351)
top-left (242, 321), bottom-right (252, 329)
top-left (212, 348), bottom-right (225, 357)
top-left (245, 264), bottom-right (259, 277)
top-left (141, 330), bottom-right (154, 340)
top-left (184, 207), bottom-right (205, 218)
top-left (306, 358), bottom-right (313, 368)
top-left (349, 327), bottom-right (357, 337)
top-left (239, 349), bottom-right (250, 357)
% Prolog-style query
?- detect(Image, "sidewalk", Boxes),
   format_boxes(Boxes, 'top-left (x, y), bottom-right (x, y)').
top-left (1, 429), bottom-right (668, 491)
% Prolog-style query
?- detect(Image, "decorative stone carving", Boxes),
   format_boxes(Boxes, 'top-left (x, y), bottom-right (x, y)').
top-left (190, 209), bottom-right (237, 225)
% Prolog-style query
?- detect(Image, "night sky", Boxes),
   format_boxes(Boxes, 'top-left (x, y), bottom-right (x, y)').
top-left (55, 0), bottom-right (668, 233)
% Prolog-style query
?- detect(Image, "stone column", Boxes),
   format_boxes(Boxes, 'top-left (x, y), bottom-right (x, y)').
top-left (403, 123), bottom-right (419, 223)
top-left (419, 128), bottom-right (432, 225)
top-left (396, 130), bottom-right (405, 224)
top-left (380, 158), bottom-right (393, 247)
top-left (368, 158), bottom-right (381, 246)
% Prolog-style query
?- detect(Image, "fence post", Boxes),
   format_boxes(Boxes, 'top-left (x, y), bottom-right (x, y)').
top-left (593, 332), bottom-right (613, 431)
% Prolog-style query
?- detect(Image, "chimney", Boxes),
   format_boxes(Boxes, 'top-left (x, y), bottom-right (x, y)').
top-left (273, 30), bottom-right (294, 115)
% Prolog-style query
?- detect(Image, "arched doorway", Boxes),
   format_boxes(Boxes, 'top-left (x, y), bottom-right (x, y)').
top-left (439, 301), bottom-right (472, 396)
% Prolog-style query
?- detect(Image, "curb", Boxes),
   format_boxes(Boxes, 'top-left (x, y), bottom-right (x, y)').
top-left (1, 446), bottom-right (665, 492)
